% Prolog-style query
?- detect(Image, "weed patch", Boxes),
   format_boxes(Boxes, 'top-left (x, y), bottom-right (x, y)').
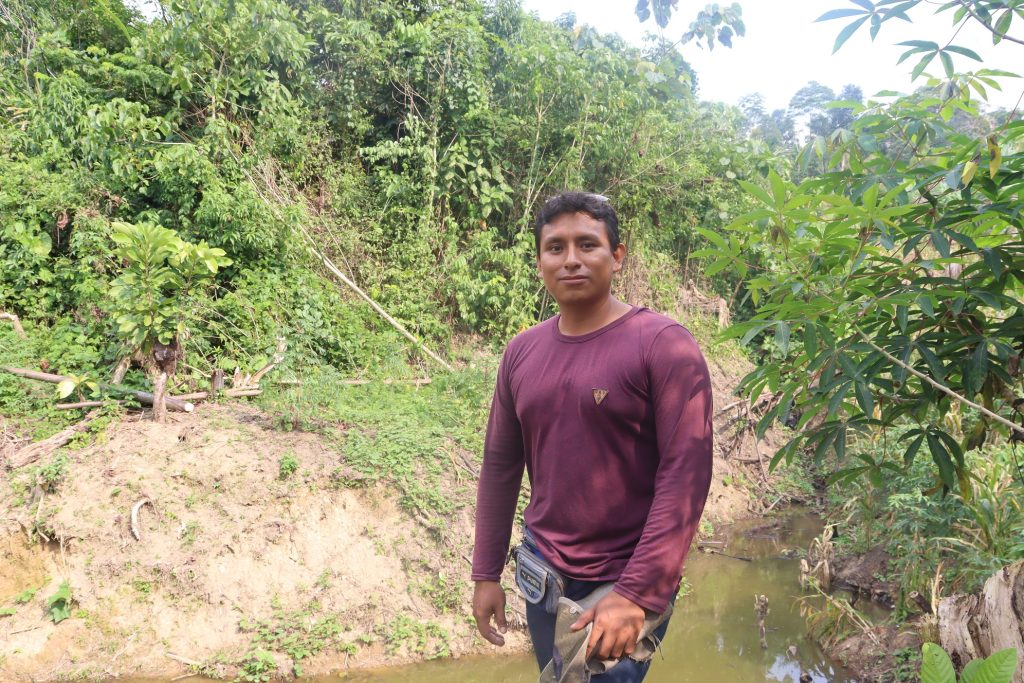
top-left (238, 598), bottom-right (353, 677)
top-left (379, 615), bottom-right (451, 659)
top-left (258, 365), bottom-right (492, 517)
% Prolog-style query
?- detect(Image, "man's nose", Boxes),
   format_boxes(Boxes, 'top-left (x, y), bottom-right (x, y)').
top-left (563, 245), bottom-right (581, 268)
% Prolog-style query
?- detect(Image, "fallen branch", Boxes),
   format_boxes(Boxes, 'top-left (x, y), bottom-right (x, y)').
top-left (249, 337), bottom-right (286, 386)
top-left (165, 653), bottom-right (200, 667)
top-left (707, 549), bottom-right (753, 562)
top-left (6, 410), bottom-right (102, 469)
top-left (56, 401), bottom-right (112, 410)
top-left (713, 399), bottom-right (745, 417)
top-left (0, 312), bottom-right (26, 338)
top-left (311, 245), bottom-right (454, 371)
top-left (242, 162), bottom-right (454, 373)
top-left (1, 367), bottom-right (193, 413)
top-left (170, 388), bottom-right (262, 401)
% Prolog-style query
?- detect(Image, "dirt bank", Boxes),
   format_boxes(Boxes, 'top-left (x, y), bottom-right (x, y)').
top-left (1, 353), bottom-right (791, 681)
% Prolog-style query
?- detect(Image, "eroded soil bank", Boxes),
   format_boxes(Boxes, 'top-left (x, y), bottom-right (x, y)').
top-left (1, 354), bottom-right (794, 682)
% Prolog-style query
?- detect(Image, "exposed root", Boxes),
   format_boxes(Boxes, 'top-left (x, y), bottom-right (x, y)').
top-left (130, 498), bottom-right (153, 541)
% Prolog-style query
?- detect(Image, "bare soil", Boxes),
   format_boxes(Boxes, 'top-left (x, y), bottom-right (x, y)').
top-left (0, 351), bottom-right (789, 681)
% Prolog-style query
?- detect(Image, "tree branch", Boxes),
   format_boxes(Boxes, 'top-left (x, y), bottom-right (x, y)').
top-left (955, 1), bottom-right (1024, 46)
top-left (856, 331), bottom-right (1024, 436)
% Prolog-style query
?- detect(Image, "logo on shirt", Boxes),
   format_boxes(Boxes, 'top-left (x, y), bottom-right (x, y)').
top-left (592, 388), bottom-right (608, 405)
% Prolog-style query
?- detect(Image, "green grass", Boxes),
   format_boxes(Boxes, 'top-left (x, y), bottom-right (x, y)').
top-left (257, 363), bottom-right (493, 517)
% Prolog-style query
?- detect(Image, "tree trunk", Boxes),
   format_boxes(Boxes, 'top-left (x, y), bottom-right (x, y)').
top-left (151, 370), bottom-right (168, 423)
top-left (938, 560), bottom-right (1024, 680)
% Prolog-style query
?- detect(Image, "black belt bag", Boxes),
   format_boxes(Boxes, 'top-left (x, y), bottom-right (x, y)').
top-left (510, 535), bottom-right (565, 615)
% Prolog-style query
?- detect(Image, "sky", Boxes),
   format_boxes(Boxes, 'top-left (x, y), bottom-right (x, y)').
top-left (518, 0), bottom-right (1024, 112)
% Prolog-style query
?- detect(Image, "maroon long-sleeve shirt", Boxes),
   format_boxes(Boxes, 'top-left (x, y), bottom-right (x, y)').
top-left (471, 306), bottom-right (713, 613)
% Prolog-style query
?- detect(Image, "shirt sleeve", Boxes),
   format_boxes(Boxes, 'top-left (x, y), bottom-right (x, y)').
top-left (613, 325), bottom-right (713, 613)
top-left (471, 348), bottom-right (527, 582)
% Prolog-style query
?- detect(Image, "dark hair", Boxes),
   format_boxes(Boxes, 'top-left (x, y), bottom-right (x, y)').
top-left (534, 191), bottom-right (620, 253)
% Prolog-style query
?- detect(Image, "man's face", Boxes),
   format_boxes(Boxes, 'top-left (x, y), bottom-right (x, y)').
top-left (537, 212), bottom-right (626, 308)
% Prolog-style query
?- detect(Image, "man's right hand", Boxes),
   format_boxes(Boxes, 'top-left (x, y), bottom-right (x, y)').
top-left (472, 580), bottom-right (507, 646)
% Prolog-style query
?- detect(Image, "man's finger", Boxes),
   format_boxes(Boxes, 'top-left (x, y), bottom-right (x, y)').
top-left (610, 631), bottom-right (629, 659)
top-left (570, 607), bottom-right (595, 631)
top-left (495, 603), bottom-right (508, 633)
top-left (474, 611), bottom-right (505, 646)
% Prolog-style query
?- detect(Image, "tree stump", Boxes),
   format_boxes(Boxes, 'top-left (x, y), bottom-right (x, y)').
top-left (755, 594), bottom-right (769, 649)
top-left (938, 560), bottom-right (1024, 681)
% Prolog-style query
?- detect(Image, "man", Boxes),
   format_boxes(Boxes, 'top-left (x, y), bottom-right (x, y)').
top-left (471, 191), bottom-right (713, 682)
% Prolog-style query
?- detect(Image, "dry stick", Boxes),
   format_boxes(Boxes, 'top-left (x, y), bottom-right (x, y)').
top-left (713, 398), bottom-right (746, 417)
top-left (857, 332), bottom-right (1024, 437)
top-left (1, 367), bottom-right (194, 413)
top-left (170, 388), bottom-right (262, 401)
top-left (7, 410), bottom-right (103, 469)
top-left (165, 653), bottom-right (200, 667)
top-left (0, 312), bottom-right (26, 338)
top-left (55, 401), bottom-right (112, 410)
top-left (755, 594), bottom-right (770, 649)
top-left (307, 242), bottom-right (454, 372)
top-left (249, 337), bottom-right (286, 386)
top-left (708, 549), bottom-right (753, 562)
top-left (243, 165), bottom-right (453, 372)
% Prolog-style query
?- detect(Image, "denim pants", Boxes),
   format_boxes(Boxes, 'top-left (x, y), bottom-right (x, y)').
top-left (525, 574), bottom-right (672, 683)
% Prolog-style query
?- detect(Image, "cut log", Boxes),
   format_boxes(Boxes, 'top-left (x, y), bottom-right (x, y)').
top-left (210, 369), bottom-right (225, 394)
top-left (6, 410), bottom-right (103, 469)
top-left (938, 560), bottom-right (1024, 680)
top-left (1, 367), bottom-right (193, 413)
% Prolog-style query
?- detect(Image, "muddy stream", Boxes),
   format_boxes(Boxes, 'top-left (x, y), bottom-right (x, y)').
top-left (131, 513), bottom-right (866, 683)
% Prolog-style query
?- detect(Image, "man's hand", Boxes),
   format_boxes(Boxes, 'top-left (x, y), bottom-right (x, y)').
top-left (570, 589), bottom-right (645, 660)
top-left (472, 580), bottom-right (507, 646)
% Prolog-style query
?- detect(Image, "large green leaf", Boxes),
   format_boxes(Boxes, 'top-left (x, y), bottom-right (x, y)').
top-left (920, 643), bottom-right (956, 683)
top-left (959, 648), bottom-right (1019, 683)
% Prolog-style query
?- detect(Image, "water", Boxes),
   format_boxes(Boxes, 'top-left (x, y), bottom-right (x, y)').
top-left (322, 512), bottom-right (859, 683)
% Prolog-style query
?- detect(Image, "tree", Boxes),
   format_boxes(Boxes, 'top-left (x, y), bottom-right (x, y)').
top-left (705, 0), bottom-right (1024, 492)
top-left (634, 1), bottom-right (745, 51)
top-left (109, 222), bottom-right (230, 422)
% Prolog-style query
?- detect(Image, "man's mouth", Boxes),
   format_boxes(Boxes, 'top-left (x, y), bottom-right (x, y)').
top-left (560, 275), bottom-right (588, 282)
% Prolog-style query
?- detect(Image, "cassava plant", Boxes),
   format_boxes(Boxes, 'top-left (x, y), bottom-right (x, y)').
top-left (108, 221), bottom-right (230, 421)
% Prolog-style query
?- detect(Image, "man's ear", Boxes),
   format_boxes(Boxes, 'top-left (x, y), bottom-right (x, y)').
top-left (611, 243), bottom-right (627, 273)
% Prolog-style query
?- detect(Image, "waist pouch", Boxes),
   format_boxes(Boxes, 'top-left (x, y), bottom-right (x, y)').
top-left (511, 535), bottom-right (565, 615)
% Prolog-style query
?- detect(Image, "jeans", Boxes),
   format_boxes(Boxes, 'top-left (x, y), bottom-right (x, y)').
top-left (524, 574), bottom-right (672, 683)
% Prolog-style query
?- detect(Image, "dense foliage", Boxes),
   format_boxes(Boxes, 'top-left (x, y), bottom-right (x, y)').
top-left (0, 0), bottom-right (757, 400)
top-left (712, 1), bottom-right (1024, 497)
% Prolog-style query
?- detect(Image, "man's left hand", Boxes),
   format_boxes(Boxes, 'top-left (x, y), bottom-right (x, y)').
top-left (569, 589), bottom-right (645, 660)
